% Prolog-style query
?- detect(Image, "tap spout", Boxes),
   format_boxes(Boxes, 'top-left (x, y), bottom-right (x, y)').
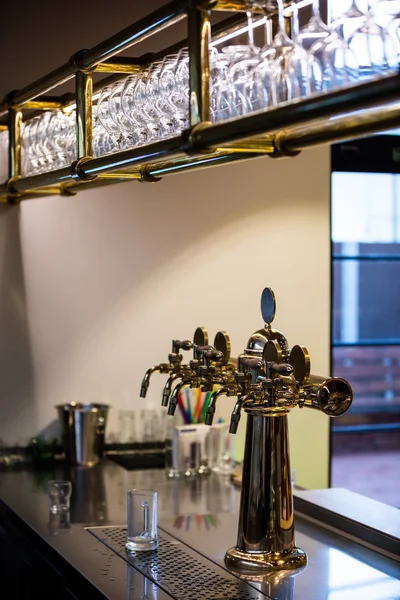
top-left (140, 366), bottom-right (161, 398)
top-left (162, 372), bottom-right (183, 407)
top-left (205, 386), bottom-right (231, 426)
top-left (229, 394), bottom-right (256, 434)
top-left (167, 381), bottom-right (189, 416)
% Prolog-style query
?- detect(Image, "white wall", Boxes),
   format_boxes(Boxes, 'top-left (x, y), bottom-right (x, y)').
top-left (0, 0), bottom-right (332, 489)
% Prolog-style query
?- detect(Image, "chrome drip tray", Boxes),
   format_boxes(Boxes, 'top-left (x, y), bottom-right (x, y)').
top-left (86, 526), bottom-right (266, 600)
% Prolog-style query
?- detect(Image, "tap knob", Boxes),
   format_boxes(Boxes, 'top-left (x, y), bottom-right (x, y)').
top-left (172, 340), bottom-right (193, 353)
top-left (268, 362), bottom-right (294, 376)
top-left (203, 349), bottom-right (224, 366)
top-left (240, 357), bottom-right (264, 371)
top-left (194, 345), bottom-right (215, 360)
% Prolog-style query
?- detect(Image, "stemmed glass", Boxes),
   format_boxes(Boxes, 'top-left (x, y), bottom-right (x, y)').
top-left (332, 1), bottom-right (368, 42)
top-left (297, 0), bottom-right (331, 51)
top-left (109, 83), bottom-right (137, 150)
top-left (97, 86), bottom-right (121, 153)
top-left (161, 50), bottom-right (190, 133)
top-left (267, 0), bottom-right (316, 103)
top-left (347, 1), bottom-right (398, 79)
top-left (121, 72), bottom-right (150, 146)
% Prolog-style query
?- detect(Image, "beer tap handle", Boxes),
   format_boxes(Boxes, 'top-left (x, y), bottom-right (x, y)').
top-left (203, 349), bottom-right (224, 366)
top-left (172, 340), bottom-right (193, 353)
top-left (194, 345), bottom-right (215, 361)
top-left (240, 357), bottom-right (264, 371)
top-left (269, 362), bottom-right (294, 376)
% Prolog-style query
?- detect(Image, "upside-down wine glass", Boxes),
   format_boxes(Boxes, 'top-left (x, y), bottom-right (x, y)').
top-left (332, 1), bottom-right (368, 42)
top-left (347, 0), bottom-right (398, 79)
top-left (297, 0), bottom-right (331, 50)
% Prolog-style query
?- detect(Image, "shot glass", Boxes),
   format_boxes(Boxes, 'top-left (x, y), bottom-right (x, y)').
top-left (125, 489), bottom-right (158, 553)
top-left (48, 480), bottom-right (72, 514)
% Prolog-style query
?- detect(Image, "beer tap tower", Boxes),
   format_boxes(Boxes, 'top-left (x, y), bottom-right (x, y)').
top-left (140, 287), bottom-right (353, 573)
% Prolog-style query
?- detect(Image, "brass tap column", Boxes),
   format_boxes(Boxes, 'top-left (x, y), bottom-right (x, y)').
top-left (226, 410), bottom-right (302, 571)
top-left (141, 286), bottom-right (353, 574)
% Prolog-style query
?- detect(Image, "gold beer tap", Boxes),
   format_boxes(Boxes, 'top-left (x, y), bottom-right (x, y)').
top-left (167, 346), bottom-right (224, 416)
top-left (141, 286), bottom-right (353, 574)
top-left (140, 327), bottom-right (208, 401)
top-left (160, 327), bottom-right (210, 406)
top-left (221, 288), bottom-right (352, 574)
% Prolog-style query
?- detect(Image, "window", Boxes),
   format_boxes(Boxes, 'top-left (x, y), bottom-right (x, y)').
top-left (330, 136), bottom-right (400, 508)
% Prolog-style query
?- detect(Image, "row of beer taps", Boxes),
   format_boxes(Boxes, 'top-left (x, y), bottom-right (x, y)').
top-left (140, 288), bottom-right (352, 431)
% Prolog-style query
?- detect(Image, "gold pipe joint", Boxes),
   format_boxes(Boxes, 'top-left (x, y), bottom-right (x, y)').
top-left (138, 165), bottom-right (162, 183)
top-left (183, 122), bottom-right (215, 155)
top-left (70, 49), bottom-right (94, 74)
top-left (270, 130), bottom-right (301, 159)
top-left (70, 157), bottom-right (97, 182)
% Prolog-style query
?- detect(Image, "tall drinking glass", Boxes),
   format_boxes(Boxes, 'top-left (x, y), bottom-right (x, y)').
top-left (125, 489), bottom-right (158, 553)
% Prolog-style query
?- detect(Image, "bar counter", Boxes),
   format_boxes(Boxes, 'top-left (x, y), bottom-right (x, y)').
top-left (0, 461), bottom-right (399, 599)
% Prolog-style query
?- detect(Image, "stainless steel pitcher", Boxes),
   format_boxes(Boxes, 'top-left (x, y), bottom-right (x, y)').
top-left (56, 403), bottom-right (110, 467)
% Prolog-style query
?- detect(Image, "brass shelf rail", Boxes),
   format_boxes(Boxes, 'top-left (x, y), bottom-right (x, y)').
top-left (0, 0), bottom-right (399, 203)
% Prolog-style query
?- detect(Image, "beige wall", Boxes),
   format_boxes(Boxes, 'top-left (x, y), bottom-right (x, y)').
top-left (0, 1), bottom-right (332, 489)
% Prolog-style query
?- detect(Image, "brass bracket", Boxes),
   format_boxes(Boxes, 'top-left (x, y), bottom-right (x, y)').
top-left (70, 157), bottom-right (97, 182)
top-left (189, 0), bottom-right (217, 9)
top-left (70, 49), bottom-right (93, 74)
top-left (138, 165), bottom-right (162, 183)
top-left (182, 122), bottom-right (216, 156)
top-left (269, 131), bottom-right (301, 159)
top-left (60, 186), bottom-right (78, 197)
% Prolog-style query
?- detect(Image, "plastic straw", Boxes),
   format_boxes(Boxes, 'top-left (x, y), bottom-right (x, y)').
top-left (178, 391), bottom-right (189, 424)
top-left (185, 387), bottom-right (193, 424)
top-left (194, 388), bottom-right (202, 423)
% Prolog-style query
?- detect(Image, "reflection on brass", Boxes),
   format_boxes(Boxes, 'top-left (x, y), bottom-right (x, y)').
top-left (21, 99), bottom-right (63, 110)
top-left (8, 108), bottom-right (22, 179)
top-left (188, 6), bottom-right (211, 126)
top-left (75, 71), bottom-right (93, 159)
top-left (143, 287), bottom-right (353, 572)
top-left (93, 60), bottom-right (141, 74)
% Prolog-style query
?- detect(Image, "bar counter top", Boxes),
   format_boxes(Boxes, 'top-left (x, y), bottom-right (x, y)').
top-left (0, 461), bottom-right (399, 600)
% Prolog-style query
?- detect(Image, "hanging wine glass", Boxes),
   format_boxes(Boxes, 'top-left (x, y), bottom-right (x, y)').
top-left (163, 50), bottom-right (190, 133)
top-left (109, 82), bottom-right (138, 150)
top-left (332, 1), bottom-right (368, 42)
top-left (347, 1), bottom-right (398, 79)
top-left (296, 0), bottom-right (331, 51)
top-left (309, 31), bottom-right (359, 91)
top-left (121, 72), bottom-right (149, 146)
top-left (97, 86), bottom-right (121, 153)
top-left (267, 0), bottom-right (317, 103)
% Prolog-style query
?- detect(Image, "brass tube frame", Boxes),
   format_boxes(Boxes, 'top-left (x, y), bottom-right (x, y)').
top-left (0, 1), bottom-right (399, 201)
top-left (8, 108), bottom-right (22, 179)
top-left (76, 71), bottom-right (93, 160)
top-left (188, 5), bottom-right (211, 126)
top-left (78, 0), bottom-right (188, 71)
top-left (191, 74), bottom-right (400, 150)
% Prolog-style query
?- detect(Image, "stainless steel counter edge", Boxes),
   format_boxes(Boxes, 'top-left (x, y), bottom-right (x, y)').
top-left (293, 487), bottom-right (400, 562)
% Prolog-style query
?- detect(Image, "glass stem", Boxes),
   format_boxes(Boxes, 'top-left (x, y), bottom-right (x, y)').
top-left (276, 0), bottom-right (285, 35)
top-left (312, 0), bottom-right (320, 18)
top-left (246, 5), bottom-right (255, 47)
top-left (291, 3), bottom-right (299, 39)
top-left (264, 16), bottom-right (273, 46)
